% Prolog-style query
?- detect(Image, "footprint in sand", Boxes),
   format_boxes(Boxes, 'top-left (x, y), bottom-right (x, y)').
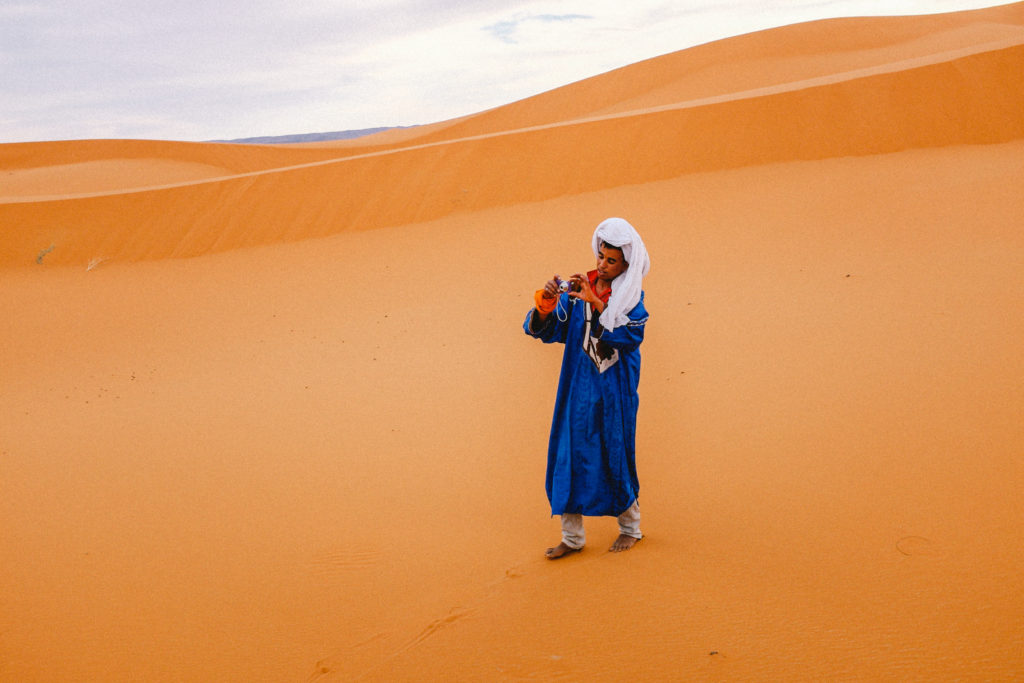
top-left (308, 547), bottom-right (383, 575)
top-left (896, 535), bottom-right (940, 556)
top-left (504, 564), bottom-right (525, 579)
top-left (397, 606), bottom-right (475, 654)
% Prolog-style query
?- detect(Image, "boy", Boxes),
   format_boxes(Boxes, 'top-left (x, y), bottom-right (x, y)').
top-left (524, 217), bottom-right (651, 558)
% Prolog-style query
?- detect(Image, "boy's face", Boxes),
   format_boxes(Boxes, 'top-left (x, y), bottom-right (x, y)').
top-left (596, 243), bottom-right (628, 281)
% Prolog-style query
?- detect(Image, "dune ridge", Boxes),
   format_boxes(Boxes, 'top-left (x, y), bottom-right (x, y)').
top-left (3, 3), bottom-right (1023, 267)
top-left (5, 32), bottom-right (1023, 206)
top-left (2, 4), bottom-right (1023, 682)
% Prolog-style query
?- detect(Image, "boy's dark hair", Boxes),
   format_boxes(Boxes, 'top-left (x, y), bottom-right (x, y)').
top-left (600, 241), bottom-right (627, 262)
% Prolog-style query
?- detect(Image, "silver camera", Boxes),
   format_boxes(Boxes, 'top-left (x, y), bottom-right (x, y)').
top-left (557, 277), bottom-right (579, 293)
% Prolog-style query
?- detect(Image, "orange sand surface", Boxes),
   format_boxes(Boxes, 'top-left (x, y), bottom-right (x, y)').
top-left (2, 4), bottom-right (1023, 681)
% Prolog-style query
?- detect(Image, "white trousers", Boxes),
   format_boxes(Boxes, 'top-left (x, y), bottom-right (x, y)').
top-left (560, 501), bottom-right (642, 550)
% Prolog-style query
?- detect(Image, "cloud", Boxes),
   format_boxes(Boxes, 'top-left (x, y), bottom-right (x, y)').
top-left (0, 0), bottom-right (1010, 142)
top-left (483, 13), bottom-right (592, 44)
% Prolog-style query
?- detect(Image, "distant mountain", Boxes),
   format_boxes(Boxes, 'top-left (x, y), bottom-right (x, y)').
top-left (212, 126), bottom-right (415, 144)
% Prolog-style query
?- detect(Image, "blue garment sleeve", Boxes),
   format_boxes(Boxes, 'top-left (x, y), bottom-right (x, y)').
top-left (523, 293), bottom-right (572, 344)
top-left (594, 295), bottom-right (648, 351)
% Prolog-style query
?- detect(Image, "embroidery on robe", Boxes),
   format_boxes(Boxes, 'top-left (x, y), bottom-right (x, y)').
top-left (583, 303), bottom-right (619, 373)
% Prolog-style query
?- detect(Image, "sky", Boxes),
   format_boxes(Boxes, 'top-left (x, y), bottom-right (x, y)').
top-left (1, 0), bottom-right (1010, 143)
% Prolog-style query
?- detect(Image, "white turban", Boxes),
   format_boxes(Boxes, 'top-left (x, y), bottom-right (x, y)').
top-left (591, 217), bottom-right (650, 330)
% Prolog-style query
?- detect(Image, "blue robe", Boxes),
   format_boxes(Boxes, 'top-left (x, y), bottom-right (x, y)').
top-left (524, 292), bottom-right (648, 517)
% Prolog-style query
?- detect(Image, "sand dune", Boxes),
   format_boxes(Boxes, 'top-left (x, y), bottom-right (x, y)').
top-left (3, 3), bottom-right (1024, 265)
top-left (2, 3), bottom-right (1023, 681)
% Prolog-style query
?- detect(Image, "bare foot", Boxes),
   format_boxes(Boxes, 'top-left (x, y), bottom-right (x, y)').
top-left (545, 542), bottom-right (581, 559)
top-left (609, 534), bottom-right (641, 552)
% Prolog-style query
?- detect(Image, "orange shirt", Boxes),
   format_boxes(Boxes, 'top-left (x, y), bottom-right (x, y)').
top-left (587, 270), bottom-right (613, 304)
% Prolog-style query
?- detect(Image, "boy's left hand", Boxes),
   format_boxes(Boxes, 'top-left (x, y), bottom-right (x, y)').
top-left (568, 274), bottom-right (605, 313)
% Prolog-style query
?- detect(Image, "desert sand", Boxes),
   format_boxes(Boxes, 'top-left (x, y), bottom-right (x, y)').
top-left (2, 3), bottom-right (1023, 681)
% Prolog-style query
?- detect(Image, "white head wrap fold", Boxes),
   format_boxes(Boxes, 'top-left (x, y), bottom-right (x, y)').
top-left (591, 217), bottom-right (650, 330)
